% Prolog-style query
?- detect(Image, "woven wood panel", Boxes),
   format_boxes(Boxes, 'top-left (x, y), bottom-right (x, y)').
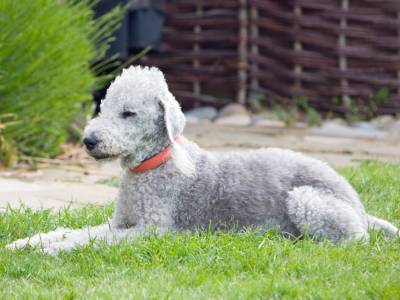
top-left (141, 0), bottom-right (400, 114)
top-left (249, 0), bottom-right (400, 114)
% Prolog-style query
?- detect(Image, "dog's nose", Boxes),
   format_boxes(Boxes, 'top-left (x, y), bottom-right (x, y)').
top-left (83, 136), bottom-right (99, 151)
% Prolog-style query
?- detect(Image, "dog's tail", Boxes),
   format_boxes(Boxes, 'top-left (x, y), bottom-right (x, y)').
top-left (367, 214), bottom-right (399, 237)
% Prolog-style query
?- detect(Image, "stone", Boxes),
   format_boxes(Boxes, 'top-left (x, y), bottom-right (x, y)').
top-left (185, 115), bottom-right (200, 124)
top-left (215, 115), bottom-right (252, 126)
top-left (253, 119), bottom-right (286, 128)
top-left (218, 103), bottom-right (250, 118)
top-left (352, 121), bottom-right (378, 131)
top-left (185, 106), bottom-right (218, 121)
top-left (251, 114), bottom-right (285, 128)
top-left (0, 178), bottom-right (118, 210)
top-left (309, 120), bottom-right (387, 139)
top-left (215, 103), bottom-right (252, 126)
top-left (387, 120), bottom-right (400, 138)
top-left (295, 122), bottom-right (308, 129)
top-left (371, 115), bottom-right (395, 130)
top-left (326, 118), bottom-right (348, 127)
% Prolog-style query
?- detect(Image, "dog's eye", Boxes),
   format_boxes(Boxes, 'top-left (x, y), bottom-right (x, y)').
top-left (121, 111), bottom-right (137, 119)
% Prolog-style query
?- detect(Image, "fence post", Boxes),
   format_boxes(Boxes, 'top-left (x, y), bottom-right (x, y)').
top-left (237, 0), bottom-right (248, 104)
top-left (398, 11), bottom-right (400, 97)
top-left (339, 0), bottom-right (351, 112)
top-left (293, 0), bottom-right (303, 103)
top-left (250, 5), bottom-right (259, 94)
top-left (193, 3), bottom-right (203, 105)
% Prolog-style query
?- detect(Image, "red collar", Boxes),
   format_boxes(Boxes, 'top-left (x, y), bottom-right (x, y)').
top-left (129, 135), bottom-right (182, 174)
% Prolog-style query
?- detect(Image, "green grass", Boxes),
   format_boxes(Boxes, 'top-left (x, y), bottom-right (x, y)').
top-left (1, 161), bottom-right (399, 299)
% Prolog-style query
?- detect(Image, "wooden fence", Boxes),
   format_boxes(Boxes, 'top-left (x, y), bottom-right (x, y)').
top-left (141, 0), bottom-right (400, 114)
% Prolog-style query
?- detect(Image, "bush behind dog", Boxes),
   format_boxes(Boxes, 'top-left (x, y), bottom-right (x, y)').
top-left (0, 0), bottom-right (122, 159)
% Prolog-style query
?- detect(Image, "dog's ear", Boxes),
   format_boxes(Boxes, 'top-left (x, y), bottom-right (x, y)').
top-left (158, 94), bottom-right (195, 176)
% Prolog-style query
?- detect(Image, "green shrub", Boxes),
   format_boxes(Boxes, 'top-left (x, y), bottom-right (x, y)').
top-left (0, 113), bottom-right (18, 167)
top-left (0, 0), bottom-right (122, 159)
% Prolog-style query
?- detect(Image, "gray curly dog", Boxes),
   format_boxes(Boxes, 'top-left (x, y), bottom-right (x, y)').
top-left (8, 66), bottom-right (398, 254)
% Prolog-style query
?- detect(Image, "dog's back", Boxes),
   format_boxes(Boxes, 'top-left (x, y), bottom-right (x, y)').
top-left (173, 143), bottom-right (366, 233)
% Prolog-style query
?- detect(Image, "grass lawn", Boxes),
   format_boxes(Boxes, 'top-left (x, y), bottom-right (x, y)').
top-left (0, 161), bottom-right (399, 299)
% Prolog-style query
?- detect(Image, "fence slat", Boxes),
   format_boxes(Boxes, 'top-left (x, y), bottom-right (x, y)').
top-left (293, 1), bottom-right (303, 99)
top-left (237, 0), bottom-right (248, 104)
top-left (339, 0), bottom-right (351, 111)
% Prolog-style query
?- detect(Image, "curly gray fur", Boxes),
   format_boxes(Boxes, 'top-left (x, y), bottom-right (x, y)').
top-left (7, 66), bottom-right (398, 254)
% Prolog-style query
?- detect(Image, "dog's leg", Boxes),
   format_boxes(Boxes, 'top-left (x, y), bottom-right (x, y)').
top-left (6, 227), bottom-right (76, 250)
top-left (285, 186), bottom-right (368, 242)
top-left (6, 223), bottom-right (160, 255)
top-left (40, 223), bottom-right (146, 255)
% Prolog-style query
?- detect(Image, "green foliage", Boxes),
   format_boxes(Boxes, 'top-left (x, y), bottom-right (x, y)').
top-left (253, 87), bottom-right (391, 126)
top-left (272, 105), bottom-right (297, 127)
top-left (250, 93), bottom-right (322, 127)
top-left (367, 87), bottom-right (390, 117)
top-left (0, 162), bottom-right (399, 298)
top-left (0, 114), bottom-right (18, 167)
top-left (297, 96), bottom-right (321, 127)
top-left (331, 87), bottom-right (392, 122)
top-left (0, 0), bottom-right (123, 159)
top-left (250, 93), bottom-right (297, 126)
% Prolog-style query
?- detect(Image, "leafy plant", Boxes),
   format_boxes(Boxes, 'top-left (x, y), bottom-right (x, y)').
top-left (0, 114), bottom-right (18, 167)
top-left (331, 87), bottom-right (391, 122)
top-left (0, 0), bottom-right (123, 160)
top-left (250, 93), bottom-right (322, 127)
top-left (367, 87), bottom-right (390, 118)
top-left (297, 96), bottom-right (321, 127)
top-left (249, 94), bottom-right (296, 126)
top-left (272, 105), bottom-right (297, 127)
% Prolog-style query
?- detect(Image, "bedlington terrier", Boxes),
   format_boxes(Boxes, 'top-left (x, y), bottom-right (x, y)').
top-left (7, 66), bottom-right (398, 254)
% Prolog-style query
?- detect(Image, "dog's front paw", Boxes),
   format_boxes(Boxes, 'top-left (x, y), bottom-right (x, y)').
top-left (6, 227), bottom-right (73, 251)
top-left (6, 237), bottom-right (32, 250)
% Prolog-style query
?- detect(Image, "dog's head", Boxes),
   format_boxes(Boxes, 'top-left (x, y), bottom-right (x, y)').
top-left (83, 66), bottom-right (194, 175)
